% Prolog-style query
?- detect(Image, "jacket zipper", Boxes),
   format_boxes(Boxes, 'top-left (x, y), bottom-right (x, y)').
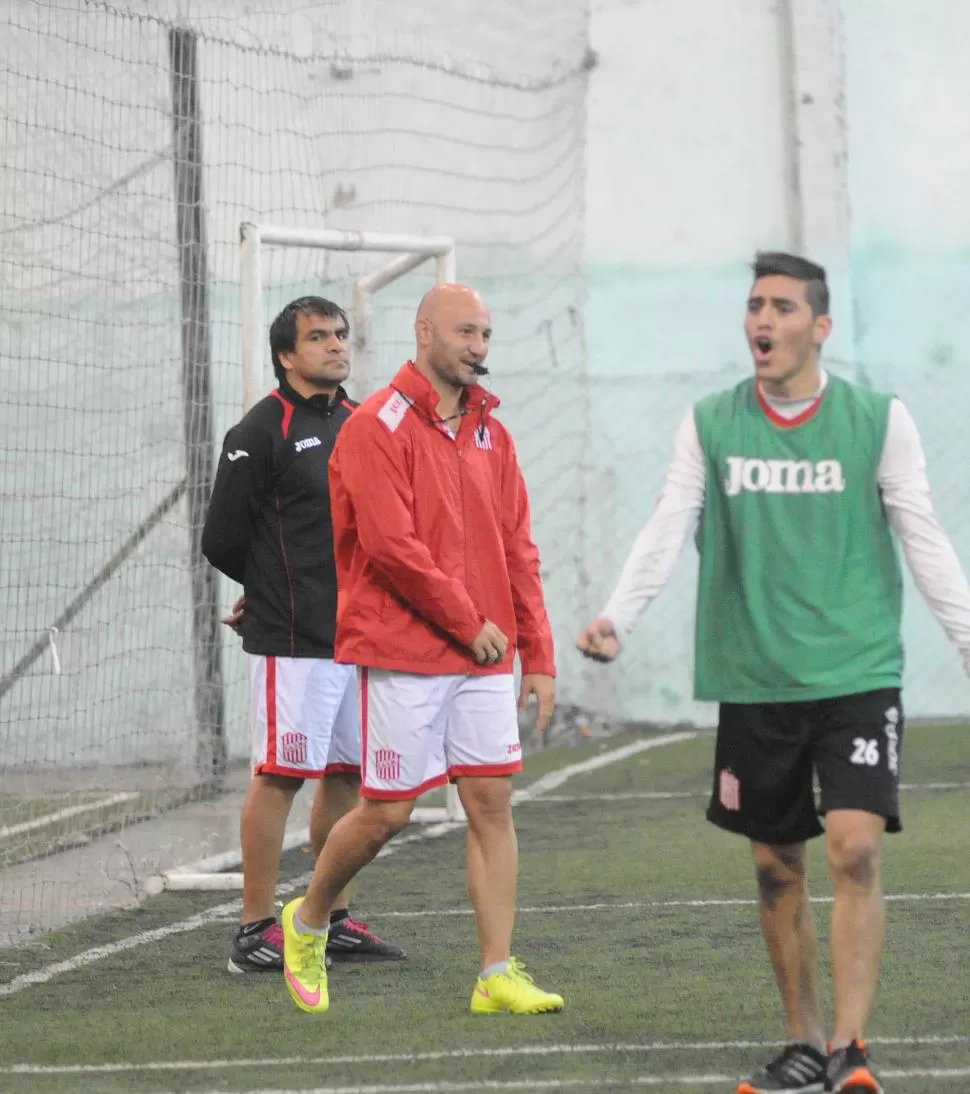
top-left (456, 440), bottom-right (468, 590)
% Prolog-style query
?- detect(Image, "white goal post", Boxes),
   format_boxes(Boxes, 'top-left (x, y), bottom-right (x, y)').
top-left (243, 226), bottom-right (466, 822)
top-left (242, 221), bottom-right (463, 803)
top-left (240, 220), bottom-right (464, 821)
top-left (239, 222), bottom-right (457, 411)
top-left (148, 225), bottom-right (465, 894)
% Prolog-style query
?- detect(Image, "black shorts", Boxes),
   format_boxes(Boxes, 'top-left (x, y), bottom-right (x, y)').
top-left (706, 688), bottom-right (903, 844)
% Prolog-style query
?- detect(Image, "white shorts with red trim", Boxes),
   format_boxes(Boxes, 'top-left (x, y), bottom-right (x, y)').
top-left (359, 669), bottom-right (522, 800)
top-left (249, 656), bottom-right (360, 779)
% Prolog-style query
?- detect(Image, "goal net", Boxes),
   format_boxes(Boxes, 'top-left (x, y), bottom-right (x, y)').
top-left (0, 0), bottom-right (595, 941)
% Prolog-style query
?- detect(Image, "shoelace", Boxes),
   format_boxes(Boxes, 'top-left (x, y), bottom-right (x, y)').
top-left (505, 957), bottom-right (534, 984)
top-left (827, 1040), bottom-right (870, 1077)
top-left (263, 922), bottom-right (284, 947)
top-left (280, 928), bottom-right (327, 981)
top-left (340, 917), bottom-right (383, 942)
top-left (310, 934), bottom-right (328, 964)
top-left (775, 1045), bottom-right (822, 1071)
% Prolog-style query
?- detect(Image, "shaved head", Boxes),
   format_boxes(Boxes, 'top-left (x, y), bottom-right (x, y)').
top-left (414, 282), bottom-right (492, 395)
top-left (417, 283), bottom-right (488, 325)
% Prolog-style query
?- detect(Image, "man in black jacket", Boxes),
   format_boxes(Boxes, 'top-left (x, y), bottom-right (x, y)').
top-left (202, 296), bottom-right (404, 973)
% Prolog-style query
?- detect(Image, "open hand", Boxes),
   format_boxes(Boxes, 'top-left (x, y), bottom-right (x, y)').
top-left (518, 673), bottom-right (556, 734)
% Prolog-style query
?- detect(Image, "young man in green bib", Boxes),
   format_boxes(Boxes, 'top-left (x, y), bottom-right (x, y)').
top-left (578, 252), bottom-right (970, 1094)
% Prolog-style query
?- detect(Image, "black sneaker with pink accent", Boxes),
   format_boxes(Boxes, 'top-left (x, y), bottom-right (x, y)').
top-left (228, 917), bottom-right (285, 974)
top-left (326, 914), bottom-right (406, 962)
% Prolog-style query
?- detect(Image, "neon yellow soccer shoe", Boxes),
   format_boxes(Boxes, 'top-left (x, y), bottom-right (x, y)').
top-left (281, 898), bottom-right (329, 1014)
top-left (469, 957), bottom-right (564, 1015)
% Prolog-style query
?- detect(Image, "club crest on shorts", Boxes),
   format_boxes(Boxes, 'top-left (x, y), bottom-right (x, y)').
top-left (279, 731), bottom-right (308, 766)
top-left (374, 747), bottom-right (402, 782)
top-left (719, 768), bottom-right (741, 812)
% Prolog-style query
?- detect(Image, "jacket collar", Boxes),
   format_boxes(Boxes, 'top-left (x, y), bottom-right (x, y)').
top-left (276, 376), bottom-right (348, 415)
top-left (390, 361), bottom-right (500, 420)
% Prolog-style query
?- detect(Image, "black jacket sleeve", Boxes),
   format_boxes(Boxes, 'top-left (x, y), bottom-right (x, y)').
top-left (201, 420), bottom-right (272, 585)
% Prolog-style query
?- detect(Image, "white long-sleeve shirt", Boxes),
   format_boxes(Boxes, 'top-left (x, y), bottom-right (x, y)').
top-left (601, 373), bottom-right (970, 674)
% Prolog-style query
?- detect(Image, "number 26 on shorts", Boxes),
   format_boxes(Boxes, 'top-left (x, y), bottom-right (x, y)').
top-left (850, 737), bottom-right (880, 766)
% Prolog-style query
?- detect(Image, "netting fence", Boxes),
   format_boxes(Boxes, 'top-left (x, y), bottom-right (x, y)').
top-left (0, 0), bottom-right (597, 940)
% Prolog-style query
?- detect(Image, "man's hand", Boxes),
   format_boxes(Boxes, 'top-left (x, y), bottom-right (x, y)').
top-left (470, 620), bottom-right (508, 665)
top-left (222, 594), bottom-right (245, 636)
top-left (519, 673), bottom-right (556, 734)
top-left (576, 617), bottom-right (621, 663)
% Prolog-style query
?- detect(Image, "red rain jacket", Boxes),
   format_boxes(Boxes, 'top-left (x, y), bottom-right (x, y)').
top-left (329, 361), bottom-right (555, 677)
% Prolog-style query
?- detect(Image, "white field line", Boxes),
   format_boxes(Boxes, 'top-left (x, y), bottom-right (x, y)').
top-left (0, 732), bottom-right (695, 998)
top-left (149, 807), bottom-right (451, 890)
top-left (0, 824), bottom-right (455, 1000)
top-left (6, 1034), bottom-right (968, 1076)
top-left (339, 890), bottom-right (970, 918)
top-left (896, 781), bottom-right (970, 791)
top-left (159, 770), bottom-right (970, 892)
top-left (144, 736), bottom-right (699, 892)
top-left (185, 889), bottom-right (970, 926)
top-left (528, 781), bottom-right (970, 804)
top-left (0, 792), bottom-right (140, 839)
top-left (154, 735), bottom-right (706, 893)
top-left (148, 1068), bottom-right (970, 1093)
top-left (511, 732), bottom-right (698, 803)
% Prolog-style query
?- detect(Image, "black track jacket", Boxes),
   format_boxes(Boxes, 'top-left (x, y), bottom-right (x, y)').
top-left (201, 379), bottom-right (356, 658)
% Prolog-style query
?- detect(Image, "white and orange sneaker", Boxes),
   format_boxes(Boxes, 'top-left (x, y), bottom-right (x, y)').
top-left (736, 1043), bottom-right (826, 1093)
top-left (825, 1041), bottom-right (883, 1094)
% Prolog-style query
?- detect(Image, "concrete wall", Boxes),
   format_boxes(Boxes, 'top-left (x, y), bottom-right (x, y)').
top-left (585, 0), bottom-right (970, 724)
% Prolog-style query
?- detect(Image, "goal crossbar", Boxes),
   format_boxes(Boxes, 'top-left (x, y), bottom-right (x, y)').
top-left (231, 219), bottom-right (467, 886)
top-left (239, 221), bottom-right (457, 411)
top-left (246, 223), bottom-right (455, 255)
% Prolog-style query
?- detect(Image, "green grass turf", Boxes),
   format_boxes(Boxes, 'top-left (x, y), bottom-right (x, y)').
top-left (0, 725), bottom-right (967, 1094)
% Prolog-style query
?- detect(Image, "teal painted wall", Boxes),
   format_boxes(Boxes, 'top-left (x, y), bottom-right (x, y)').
top-left (583, 0), bottom-right (970, 723)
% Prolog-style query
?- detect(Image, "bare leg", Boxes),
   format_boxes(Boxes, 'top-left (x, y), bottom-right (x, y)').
top-left (751, 841), bottom-right (825, 1049)
top-left (297, 798), bottom-right (413, 929)
top-left (240, 774), bottom-right (303, 923)
top-left (309, 773), bottom-right (362, 912)
top-left (457, 776), bottom-right (517, 970)
top-left (825, 809), bottom-right (886, 1048)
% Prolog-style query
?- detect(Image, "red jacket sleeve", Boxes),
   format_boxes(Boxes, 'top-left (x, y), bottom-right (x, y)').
top-left (332, 412), bottom-right (484, 648)
top-left (500, 434), bottom-right (556, 677)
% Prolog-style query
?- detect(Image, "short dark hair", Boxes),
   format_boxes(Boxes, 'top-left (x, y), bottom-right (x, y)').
top-left (751, 251), bottom-right (829, 317)
top-left (269, 296), bottom-right (348, 382)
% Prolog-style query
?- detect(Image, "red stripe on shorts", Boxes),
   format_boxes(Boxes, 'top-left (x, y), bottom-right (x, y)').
top-left (360, 773), bottom-right (449, 801)
top-left (266, 656), bottom-right (278, 767)
top-left (359, 668), bottom-right (370, 785)
top-left (323, 762), bottom-right (361, 777)
top-left (448, 760), bottom-right (522, 779)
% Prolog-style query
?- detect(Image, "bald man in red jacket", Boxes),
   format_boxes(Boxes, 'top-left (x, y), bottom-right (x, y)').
top-left (280, 284), bottom-right (564, 1018)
